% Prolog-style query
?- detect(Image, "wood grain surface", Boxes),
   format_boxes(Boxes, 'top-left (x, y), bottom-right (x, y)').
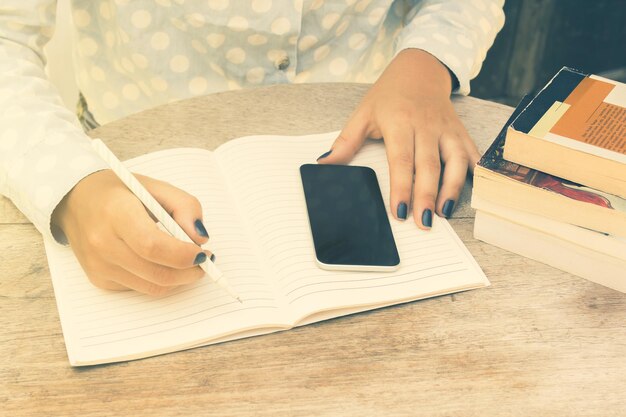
top-left (1, 83), bottom-right (625, 417)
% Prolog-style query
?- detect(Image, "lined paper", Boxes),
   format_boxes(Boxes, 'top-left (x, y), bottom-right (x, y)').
top-left (45, 133), bottom-right (489, 366)
top-left (45, 149), bottom-right (285, 366)
top-left (215, 133), bottom-right (489, 323)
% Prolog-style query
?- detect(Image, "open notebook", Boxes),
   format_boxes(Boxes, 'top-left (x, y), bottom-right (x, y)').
top-left (44, 132), bottom-right (489, 366)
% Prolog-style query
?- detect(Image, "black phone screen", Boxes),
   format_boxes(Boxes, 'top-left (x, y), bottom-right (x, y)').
top-left (300, 164), bottom-right (400, 270)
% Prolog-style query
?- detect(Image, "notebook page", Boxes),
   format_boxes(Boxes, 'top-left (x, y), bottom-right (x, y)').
top-left (214, 133), bottom-right (490, 324)
top-left (45, 148), bottom-right (286, 366)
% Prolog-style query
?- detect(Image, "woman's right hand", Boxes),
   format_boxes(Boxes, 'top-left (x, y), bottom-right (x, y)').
top-left (51, 170), bottom-right (212, 296)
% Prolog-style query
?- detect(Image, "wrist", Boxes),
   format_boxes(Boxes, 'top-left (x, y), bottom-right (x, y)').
top-left (51, 182), bottom-right (75, 235)
top-left (51, 169), bottom-right (107, 233)
top-left (393, 48), bottom-right (455, 96)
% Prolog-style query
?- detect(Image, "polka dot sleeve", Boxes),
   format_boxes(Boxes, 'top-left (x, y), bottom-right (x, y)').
top-left (396, 0), bottom-right (505, 95)
top-left (0, 0), bottom-right (108, 243)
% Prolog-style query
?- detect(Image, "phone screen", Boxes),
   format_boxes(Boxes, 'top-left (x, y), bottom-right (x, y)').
top-left (300, 164), bottom-right (400, 271)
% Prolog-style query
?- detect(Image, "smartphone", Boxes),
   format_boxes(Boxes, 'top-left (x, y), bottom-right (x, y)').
top-left (300, 164), bottom-right (400, 272)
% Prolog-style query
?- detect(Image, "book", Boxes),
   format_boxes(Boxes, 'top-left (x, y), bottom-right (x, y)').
top-left (503, 67), bottom-right (626, 199)
top-left (473, 95), bottom-right (626, 292)
top-left (44, 132), bottom-right (489, 366)
top-left (473, 195), bottom-right (626, 264)
top-left (473, 196), bottom-right (626, 293)
top-left (474, 95), bottom-right (626, 238)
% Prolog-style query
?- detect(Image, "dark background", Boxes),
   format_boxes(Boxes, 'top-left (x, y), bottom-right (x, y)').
top-left (471, 0), bottom-right (626, 106)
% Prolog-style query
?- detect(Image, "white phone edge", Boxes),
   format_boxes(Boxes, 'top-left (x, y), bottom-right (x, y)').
top-left (315, 257), bottom-right (401, 272)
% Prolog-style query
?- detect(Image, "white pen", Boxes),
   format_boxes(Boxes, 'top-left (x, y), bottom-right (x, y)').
top-left (91, 138), bottom-right (242, 303)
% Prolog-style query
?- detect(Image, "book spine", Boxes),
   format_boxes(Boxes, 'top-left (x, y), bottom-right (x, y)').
top-left (511, 67), bottom-right (586, 134)
top-left (477, 95), bottom-right (534, 168)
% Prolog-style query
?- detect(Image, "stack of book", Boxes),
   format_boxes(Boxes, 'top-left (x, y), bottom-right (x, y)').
top-left (472, 67), bottom-right (626, 292)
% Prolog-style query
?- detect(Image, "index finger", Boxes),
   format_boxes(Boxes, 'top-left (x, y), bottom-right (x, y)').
top-left (137, 174), bottom-right (210, 245)
top-left (316, 111), bottom-right (369, 164)
top-left (114, 203), bottom-right (208, 269)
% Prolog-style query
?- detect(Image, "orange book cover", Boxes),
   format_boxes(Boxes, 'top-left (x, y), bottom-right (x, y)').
top-left (510, 67), bottom-right (626, 161)
top-left (551, 77), bottom-right (625, 154)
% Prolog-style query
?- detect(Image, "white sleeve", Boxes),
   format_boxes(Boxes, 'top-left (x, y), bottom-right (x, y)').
top-left (396, 0), bottom-right (505, 95)
top-left (0, 0), bottom-right (108, 242)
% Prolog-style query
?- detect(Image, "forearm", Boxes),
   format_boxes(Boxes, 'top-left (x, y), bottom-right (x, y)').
top-left (0, 1), bottom-right (107, 242)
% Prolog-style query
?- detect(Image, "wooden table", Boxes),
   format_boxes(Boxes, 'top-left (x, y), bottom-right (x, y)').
top-left (1, 84), bottom-right (625, 416)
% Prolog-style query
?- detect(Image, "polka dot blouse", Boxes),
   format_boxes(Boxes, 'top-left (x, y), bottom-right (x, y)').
top-left (0, 0), bottom-right (504, 242)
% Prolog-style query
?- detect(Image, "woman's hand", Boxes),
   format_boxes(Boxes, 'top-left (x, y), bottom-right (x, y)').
top-left (317, 49), bottom-right (480, 229)
top-left (52, 170), bottom-right (212, 295)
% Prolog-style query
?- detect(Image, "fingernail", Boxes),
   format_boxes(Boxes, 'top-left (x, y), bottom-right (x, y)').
top-left (194, 252), bottom-right (207, 265)
top-left (316, 150), bottom-right (332, 161)
top-left (194, 219), bottom-right (209, 238)
top-left (397, 202), bottom-right (408, 220)
top-left (442, 199), bottom-right (455, 218)
top-left (421, 209), bottom-right (432, 228)
top-left (210, 253), bottom-right (216, 263)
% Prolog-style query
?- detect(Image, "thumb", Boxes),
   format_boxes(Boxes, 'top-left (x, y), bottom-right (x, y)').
top-left (317, 112), bottom-right (369, 165)
top-left (136, 174), bottom-right (209, 245)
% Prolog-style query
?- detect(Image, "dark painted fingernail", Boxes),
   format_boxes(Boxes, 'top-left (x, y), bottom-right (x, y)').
top-left (194, 252), bottom-right (207, 265)
top-left (194, 219), bottom-right (209, 238)
top-left (397, 202), bottom-right (408, 220)
top-left (442, 199), bottom-right (455, 218)
top-left (316, 150), bottom-right (332, 161)
top-left (421, 208), bottom-right (432, 228)
top-left (210, 253), bottom-right (216, 263)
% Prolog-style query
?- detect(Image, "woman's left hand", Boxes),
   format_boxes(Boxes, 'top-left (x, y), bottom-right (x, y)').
top-left (317, 48), bottom-right (480, 229)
